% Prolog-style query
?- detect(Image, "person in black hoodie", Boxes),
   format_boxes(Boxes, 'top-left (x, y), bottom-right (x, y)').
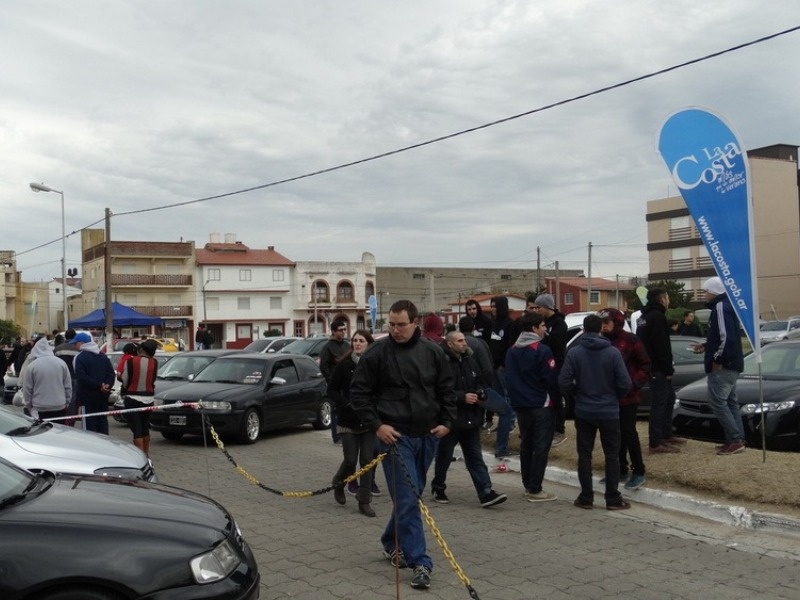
top-left (489, 296), bottom-right (516, 458)
top-left (533, 293), bottom-right (569, 446)
top-left (636, 288), bottom-right (679, 454)
top-left (430, 331), bottom-right (507, 508)
top-left (464, 299), bottom-right (492, 343)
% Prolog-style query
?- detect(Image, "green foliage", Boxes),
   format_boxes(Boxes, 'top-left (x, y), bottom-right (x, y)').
top-left (264, 329), bottom-right (282, 337)
top-left (626, 280), bottom-right (692, 311)
top-left (0, 319), bottom-right (21, 346)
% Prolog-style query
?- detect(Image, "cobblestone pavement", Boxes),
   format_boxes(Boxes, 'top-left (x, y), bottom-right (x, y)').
top-left (109, 422), bottom-right (800, 600)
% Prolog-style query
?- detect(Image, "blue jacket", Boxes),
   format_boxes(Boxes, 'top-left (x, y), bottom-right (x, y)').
top-left (505, 332), bottom-right (559, 410)
top-left (559, 333), bottom-right (631, 420)
top-left (74, 344), bottom-right (116, 407)
top-left (704, 293), bottom-right (744, 373)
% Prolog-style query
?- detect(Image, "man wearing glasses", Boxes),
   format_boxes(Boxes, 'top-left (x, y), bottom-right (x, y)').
top-left (350, 300), bottom-right (457, 590)
top-left (319, 318), bottom-right (350, 444)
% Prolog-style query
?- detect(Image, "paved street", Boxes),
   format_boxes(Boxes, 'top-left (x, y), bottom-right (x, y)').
top-left (107, 421), bottom-right (800, 600)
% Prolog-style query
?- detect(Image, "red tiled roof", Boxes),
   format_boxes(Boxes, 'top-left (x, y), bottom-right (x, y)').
top-left (196, 243), bottom-right (295, 266)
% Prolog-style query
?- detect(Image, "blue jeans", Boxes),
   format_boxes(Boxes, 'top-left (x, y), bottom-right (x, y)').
top-left (492, 368), bottom-right (516, 456)
top-left (575, 416), bottom-right (622, 504)
top-left (516, 407), bottom-right (554, 494)
top-left (378, 435), bottom-right (437, 570)
top-left (707, 368), bottom-right (745, 443)
top-left (647, 372), bottom-right (675, 447)
top-left (432, 426), bottom-right (492, 499)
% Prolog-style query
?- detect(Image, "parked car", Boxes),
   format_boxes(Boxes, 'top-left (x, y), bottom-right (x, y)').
top-left (102, 337), bottom-right (181, 353)
top-left (150, 353), bottom-right (331, 443)
top-left (673, 339), bottom-right (800, 451)
top-left (0, 456), bottom-right (259, 600)
top-left (759, 318), bottom-right (800, 345)
top-left (563, 334), bottom-right (707, 416)
top-left (278, 336), bottom-right (330, 363)
top-left (0, 404), bottom-right (156, 481)
top-left (112, 349), bottom-right (241, 423)
top-left (244, 336), bottom-right (301, 353)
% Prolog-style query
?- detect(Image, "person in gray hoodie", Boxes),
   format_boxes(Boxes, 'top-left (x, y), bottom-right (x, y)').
top-left (20, 337), bottom-right (72, 420)
top-left (559, 314), bottom-right (632, 510)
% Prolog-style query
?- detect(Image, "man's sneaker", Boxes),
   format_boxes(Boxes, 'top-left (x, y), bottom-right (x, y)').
top-left (382, 549), bottom-right (407, 569)
top-left (551, 432), bottom-right (567, 447)
top-left (410, 565), bottom-right (431, 589)
top-left (664, 436), bottom-right (687, 445)
top-left (606, 499), bottom-right (632, 511)
top-left (573, 497), bottom-right (593, 510)
top-left (371, 481), bottom-right (382, 496)
top-left (432, 489), bottom-right (449, 504)
top-left (526, 490), bottom-right (557, 502)
top-left (649, 444), bottom-right (680, 454)
top-left (624, 474), bottom-right (646, 490)
top-left (347, 481), bottom-right (358, 495)
top-left (480, 490), bottom-right (508, 508)
top-left (716, 441), bottom-right (746, 455)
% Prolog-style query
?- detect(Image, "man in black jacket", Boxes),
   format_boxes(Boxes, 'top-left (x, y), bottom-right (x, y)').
top-left (430, 331), bottom-right (506, 508)
top-left (350, 300), bottom-right (456, 590)
top-left (636, 288), bottom-right (680, 454)
top-left (533, 293), bottom-right (569, 446)
top-left (319, 318), bottom-right (350, 444)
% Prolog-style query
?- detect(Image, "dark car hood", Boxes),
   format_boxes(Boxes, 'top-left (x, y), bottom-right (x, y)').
top-left (677, 376), bottom-right (800, 405)
top-left (157, 382), bottom-right (260, 404)
top-left (6, 474), bottom-right (230, 545)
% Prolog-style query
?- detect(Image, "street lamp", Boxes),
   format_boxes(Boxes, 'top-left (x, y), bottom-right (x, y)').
top-left (30, 182), bottom-right (67, 330)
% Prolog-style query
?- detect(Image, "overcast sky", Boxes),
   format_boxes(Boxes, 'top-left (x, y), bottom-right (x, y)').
top-left (2, 1), bottom-right (799, 285)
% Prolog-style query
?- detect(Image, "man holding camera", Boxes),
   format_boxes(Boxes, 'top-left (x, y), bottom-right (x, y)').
top-left (430, 330), bottom-right (508, 508)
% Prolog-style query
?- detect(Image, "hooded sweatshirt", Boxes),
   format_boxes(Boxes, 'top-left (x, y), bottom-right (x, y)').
top-left (559, 333), bottom-right (631, 420)
top-left (422, 313), bottom-right (444, 344)
top-left (74, 341), bottom-right (116, 407)
top-left (505, 331), bottom-right (559, 410)
top-left (21, 337), bottom-right (72, 414)
top-left (489, 296), bottom-right (513, 368)
top-left (636, 301), bottom-right (674, 376)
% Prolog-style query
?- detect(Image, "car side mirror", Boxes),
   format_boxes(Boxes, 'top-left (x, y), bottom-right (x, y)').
top-left (187, 374), bottom-right (194, 381)
top-left (269, 376), bottom-right (287, 386)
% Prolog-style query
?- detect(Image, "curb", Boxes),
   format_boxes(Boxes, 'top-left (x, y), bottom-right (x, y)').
top-left (484, 452), bottom-right (800, 539)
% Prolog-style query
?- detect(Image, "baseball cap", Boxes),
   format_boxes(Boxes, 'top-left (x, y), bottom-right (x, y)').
top-left (73, 332), bottom-right (93, 344)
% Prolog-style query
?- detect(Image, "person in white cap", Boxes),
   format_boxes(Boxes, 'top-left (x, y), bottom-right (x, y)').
top-left (693, 276), bottom-right (746, 455)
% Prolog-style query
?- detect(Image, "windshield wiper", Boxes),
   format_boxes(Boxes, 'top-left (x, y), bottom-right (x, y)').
top-left (0, 474), bottom-right (41, 509)
top-left (158, 375), bottom-right (187, 380)
top-left (213, 379), bottom-right (241, 384)
top-left (6, 422), bottom-right (41, 436)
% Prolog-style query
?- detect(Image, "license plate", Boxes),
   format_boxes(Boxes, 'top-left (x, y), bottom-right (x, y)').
top-left (169, 415), bottom-right (187, 426)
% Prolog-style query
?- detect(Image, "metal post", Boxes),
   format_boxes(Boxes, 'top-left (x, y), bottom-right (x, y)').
top-left (104, 208), bottom-right (114, 344)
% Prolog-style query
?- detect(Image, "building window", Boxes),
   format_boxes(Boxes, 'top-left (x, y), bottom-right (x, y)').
top-left (337, 281), bottom-right (354, 301)
top-left (164, 263), bottom-right (180, 275)
top-left (273, 269), bottom-right (285, 282)
top-left (294, 320), bottom-right (305, 337)
top-left (207, 268), bottom-right (221, 281)
top-left (589, 291), bottom-right (600, 305)
top-left (564, 293), bottom-right (574, 305)
top-left (121, 262), bottom-right (136, 275)
top-left (365, 281), bottom-right (375, 299)
top-left (207, 297), bottom-right (219, 311)
top-left (312, 281), bottom-right (329, 302)
top-left (500, 274), bottom-right (511, 280)
top-left (270, 296), bottom-right (282, 310)
top-left (412, 273), bottom-right (425, 280)
top-left (237, 297), bottom-right (250, 310)
top-left (122, 294), bottom-right (137, 305)
top-left (239, 269), bottom-right (251, 282)
top-left (167, 294), bottom-right (181, 305)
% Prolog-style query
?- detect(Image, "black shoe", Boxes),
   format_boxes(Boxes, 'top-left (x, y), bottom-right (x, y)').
top-left (432, 489), bottom-right (449, 504)
top-left (606, 499), bottom-right (631, 511)
top-left (333, 486), bottom-right (346, 505)
top-left (573, 497), bottom-right (593, 510)
top-left (480, 490), bottom-right (508, 508)
top-left (410, 565), bottom-right (431, 589)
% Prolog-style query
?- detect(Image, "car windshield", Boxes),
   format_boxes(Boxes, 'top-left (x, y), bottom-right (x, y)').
top-left (280, 339), bottom-right (322, 354)
top-left (243, 339), bottom-right (270, 352)
top-left (0, 457), bottom-right (33, 502)
top-left (158, 355), bottom-right (216, 379)
top-left (742, 344), bottom-right (800, 378)
top-left (194, 358), bottom-right (267, 385)
top-left (0, 405), bottom-right (37, 435)
top-left (670, 338), bottom-right (705, 365)
top-left (761, 321), bottom-right (789, 332)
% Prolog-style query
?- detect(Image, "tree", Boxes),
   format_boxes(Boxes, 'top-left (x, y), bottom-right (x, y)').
top-left (0, 319), bottom-right (21, 346)
top-left (626, 280), bottom-right (692, 312)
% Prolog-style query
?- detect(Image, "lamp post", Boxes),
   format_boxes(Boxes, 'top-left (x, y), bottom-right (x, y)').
top-left (30, 182), bottom-right (67, 330)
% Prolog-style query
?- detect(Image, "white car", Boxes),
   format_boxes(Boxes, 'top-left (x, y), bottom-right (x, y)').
top-left (0, 405), bottom-right (156, 481)
top-left (760, 318), bottom-right (800, 345)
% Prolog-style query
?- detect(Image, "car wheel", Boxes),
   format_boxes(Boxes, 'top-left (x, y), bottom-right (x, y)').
top-left (160, 430), bottom-right (184, 442)
top-left (313, 399), bottom-right (332, 430)
top-left (239, 408), bottom-right (262, 444)
top-left (38, 587), bottom-right (122, 600)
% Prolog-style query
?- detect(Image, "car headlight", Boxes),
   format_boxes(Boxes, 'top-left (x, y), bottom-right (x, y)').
top-left (190, 539), bottom-right (240, 584)
top-left (93, 467), bottom-right (147, 480)
top-left (741, 400), bottom-right (796, 414)
top-left (199, 400), bottom-right (232, 411)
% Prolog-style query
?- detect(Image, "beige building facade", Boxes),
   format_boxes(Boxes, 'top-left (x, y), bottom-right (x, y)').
top-left (647, 144), bottom-right (800, 318)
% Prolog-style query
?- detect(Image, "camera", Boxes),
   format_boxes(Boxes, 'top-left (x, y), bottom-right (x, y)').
top-left (476, 388), bottom-right (487, 402)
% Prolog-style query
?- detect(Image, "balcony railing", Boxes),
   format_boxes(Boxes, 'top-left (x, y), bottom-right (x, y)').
top-left (110, 274), bottom-right (193, 287)
top-left (696, 256), bottom-right (713, 268)
top-left (668, 258), bottom-right (693, 271)
top-left (130, 305), bottom-right (193, 317)
top-left (668, 226), bottom-right (694, 241)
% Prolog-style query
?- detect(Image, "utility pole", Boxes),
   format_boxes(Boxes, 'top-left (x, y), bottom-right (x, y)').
top-left (429, 271), bottom-right (436, 313)
top-left (536, 246), bottom-right (541, 293)
top-left (104, 208), bottom-right (114, 344)
top-left (554, 261), bottom-right (560, 308)
top-left (587, 242), bottom-right (593, 311)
